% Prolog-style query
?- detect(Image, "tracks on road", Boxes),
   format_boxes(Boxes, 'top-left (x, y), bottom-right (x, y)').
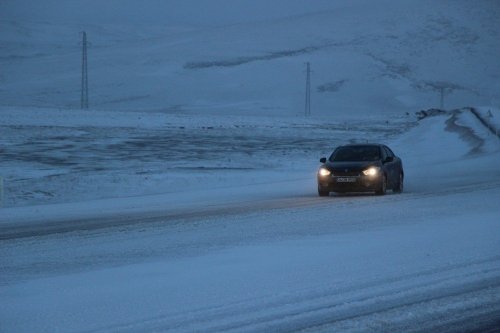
top-left (2, 179), bottom-right (499, 241)
top-left (89, 256), bottom-right (500, 333)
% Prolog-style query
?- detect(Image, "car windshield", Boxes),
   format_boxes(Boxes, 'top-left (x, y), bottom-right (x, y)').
top-left (330, 146), bottom-right (381, 162)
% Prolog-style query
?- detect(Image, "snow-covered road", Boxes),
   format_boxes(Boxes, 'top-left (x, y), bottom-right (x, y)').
top-left (1, 110), bottom-right (499, 332)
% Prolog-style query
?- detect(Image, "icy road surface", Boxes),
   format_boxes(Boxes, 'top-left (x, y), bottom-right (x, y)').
top-left (1, 110), bottom-right (499, 332)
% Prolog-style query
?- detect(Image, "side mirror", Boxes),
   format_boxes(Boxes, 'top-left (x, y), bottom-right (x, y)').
top-left (384, 156), bottom-right (394, 163)
top-left (320, 157), bottom-right (327, 163)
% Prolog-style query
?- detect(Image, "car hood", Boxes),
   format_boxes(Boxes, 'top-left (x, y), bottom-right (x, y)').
top-left (325, 161), bottom-right (380, 171)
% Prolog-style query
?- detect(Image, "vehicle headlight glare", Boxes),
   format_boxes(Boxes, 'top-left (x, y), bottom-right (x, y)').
top-left (318, 168), bottom-right (331, 177)
top-left (362, 167), bottom-right (380, 176)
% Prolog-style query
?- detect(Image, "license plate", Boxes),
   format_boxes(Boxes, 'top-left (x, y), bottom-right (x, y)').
top-left (336, 177), bottom-right (357, 183)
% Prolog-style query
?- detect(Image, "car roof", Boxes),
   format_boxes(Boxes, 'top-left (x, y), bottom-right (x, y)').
top-left (339, 143), bottom-right (385, 148)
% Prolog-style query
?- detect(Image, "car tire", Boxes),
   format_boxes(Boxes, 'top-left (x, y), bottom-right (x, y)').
top-left (318, 187), bottom-right (330, 197)
top-left (376, 174), bottom-right (387, 195)
top-left (393, 173), bottom-right (404, 193)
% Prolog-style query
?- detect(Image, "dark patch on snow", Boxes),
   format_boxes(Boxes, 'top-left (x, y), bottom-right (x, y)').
top-left (317, 79), bottom-right (348, 93)
top-left (184, 46), bottom-right (321, 69)
top-left (445, 109), bottom-right (484, 155)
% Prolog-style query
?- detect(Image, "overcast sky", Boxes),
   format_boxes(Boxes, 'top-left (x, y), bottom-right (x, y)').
top-left (0, 0), bottom-right (343, 26)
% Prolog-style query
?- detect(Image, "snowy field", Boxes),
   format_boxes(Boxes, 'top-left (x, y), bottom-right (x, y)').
top-left (1, 0), bottom-right (500, 332)
top-left (1, 108), bottom-right (499, 332)
top-left (0, 107), bottom-right (413, 208)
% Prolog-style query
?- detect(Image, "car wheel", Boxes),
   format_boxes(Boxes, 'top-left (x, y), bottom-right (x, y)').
top-left (393, 173), bottom-right (404, 193)
top-left (376, 174), bottom-right (387, 195)
top-left (318, 187), bottom-right (330, 197)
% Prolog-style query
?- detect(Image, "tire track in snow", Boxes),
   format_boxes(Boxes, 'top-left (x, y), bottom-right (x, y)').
top-left (88, 256), bottom-right (500, 332)
top-left (3, 180), bottom-right (499, 287)
top-left (2, 178), bottom-right (499, 241)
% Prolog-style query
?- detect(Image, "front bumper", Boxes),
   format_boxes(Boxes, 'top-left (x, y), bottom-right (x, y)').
top-left (317, 175), bottom-right (382, 193)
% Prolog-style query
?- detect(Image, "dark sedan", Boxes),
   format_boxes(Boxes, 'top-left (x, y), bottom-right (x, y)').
top-left (317, 144), bottom-right (404, 196)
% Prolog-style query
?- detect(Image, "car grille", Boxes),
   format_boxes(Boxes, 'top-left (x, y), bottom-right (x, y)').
top-left (333, 169), bottom-right (361, 176)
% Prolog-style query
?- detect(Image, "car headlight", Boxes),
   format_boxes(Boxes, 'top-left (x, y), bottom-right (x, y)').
top-left (362, 167), bottom-right (380, 176)
top-left (318, 168), bottom-right (331, 177)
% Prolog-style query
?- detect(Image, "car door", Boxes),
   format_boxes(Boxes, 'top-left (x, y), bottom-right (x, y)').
top-left (382, 146), bottom-right (397, 187)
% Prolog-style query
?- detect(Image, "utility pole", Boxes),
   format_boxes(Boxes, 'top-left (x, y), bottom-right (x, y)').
top-left (439, 87), bottom-right (444, 109)
top-left (305, 62), bottom-right (311, 117)
top-left (81, 31), bottom-right (89, 109)
top-left (0, 176), bottom-right (3, 207)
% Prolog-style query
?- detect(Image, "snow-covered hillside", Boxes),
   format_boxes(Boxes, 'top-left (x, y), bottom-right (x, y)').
top-left (1, 0), bottom-right (499, 116)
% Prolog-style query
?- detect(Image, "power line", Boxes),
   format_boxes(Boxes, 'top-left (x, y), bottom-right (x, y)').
top-left (81, 31), bottom-right (89, 109)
